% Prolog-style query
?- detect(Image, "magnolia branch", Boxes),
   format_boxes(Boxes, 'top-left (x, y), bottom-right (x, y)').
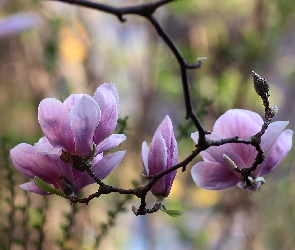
top-left (46, 0), bottom-right (278, 214)
top-left (48, 0), bottom-right (208, 140)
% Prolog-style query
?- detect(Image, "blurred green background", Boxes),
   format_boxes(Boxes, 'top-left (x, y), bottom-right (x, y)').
top-left (1, 0), bottom-right (295, 249)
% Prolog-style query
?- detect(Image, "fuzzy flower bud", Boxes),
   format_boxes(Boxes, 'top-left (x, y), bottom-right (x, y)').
top-left (141, 116), bottom-right (178, 198)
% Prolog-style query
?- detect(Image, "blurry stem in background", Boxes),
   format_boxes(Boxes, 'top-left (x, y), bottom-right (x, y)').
top-left (57, 203), bottom-right (79, 249)
top-left (114, 116), bottom-right (129, 134)
top-left (1, 139), bottom-right (16, 249)
top-left (21, 190), bottom-right (31, 250)
top-left (95, 194), bottom-right (133, 249)
top-left (34, 196), bottom-right (49, 250)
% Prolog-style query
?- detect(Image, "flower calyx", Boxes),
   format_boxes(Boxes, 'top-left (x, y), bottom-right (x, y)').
top-left (60, 143), bottom-right (96, 172)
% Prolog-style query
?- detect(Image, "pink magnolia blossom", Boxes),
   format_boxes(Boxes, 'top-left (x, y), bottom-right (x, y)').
top-left (191, 109), bottom-right (293, 191)
top-left (10, 83), bottom-right (126, 195)
top-left (10, 137), bottom-right (126, 195)
top-left (38, 83), bottom-right (125, 158)
top-left (141, 116), bottom-right (178, 198)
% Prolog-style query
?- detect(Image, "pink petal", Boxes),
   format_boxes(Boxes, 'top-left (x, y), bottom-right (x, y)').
top-left (141, 141), bottom-right (149, 175)
top-left (10, 143), bottom-right (39, 178)
top-left (199, 132), bottom-right (248, 171)
top-left (20, 181), bottom-right (50, 195)
top-left (96, 134), bottom-right (126, 154)
top-left (74, 151), bottom-right (126, 192)
top-left (34, 152), bottom-right (74, 189)
top-left (157, 116), bottom-right (173, 149)
top-left (253, 121), bottom-right (290, 176)
top-left (11, 143), bottom-right (63, 187)
top-left (261, 121), bottom-right (290, 156)
top-left (213, 110), bottom-right (261, 165)
top-left (92, 151), bottom-right (126, 179)
top-left (63, 94), bottom-right (83, 112)
top-left (73, 153), bottom-right (105, 193)
top-left (70, 95), bottom-right (101, 157)
top-left (238, 109), bottom-right (264, 126)
top-left (34, 137), bottom-right (62, 160)
top-left (171, 141), bottom-right (178, 166)
top-left (247, 121), bottom-right (292, 177)
top-left (148, 131), bottom-right (168, 175)
top-left (191, 161), bottom-right (239, 190)
top-left (163, 153), bottom-right (177, 197)
top-left (72, 172), bottom-right (94, 194)
top-left (213, 109), bottom-right (262, 138)
top-left (148, 131), bottom-right (168, 195)
top-left (38, 98), bottom-right (75, 152)
top-left (260, 129), bottom-right (293, 176)
top-left (93, 83), bottom-right (119, 144)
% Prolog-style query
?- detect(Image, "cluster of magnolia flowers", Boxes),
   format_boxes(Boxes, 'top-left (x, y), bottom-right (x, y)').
top-left (10, 83), bottom-right (293, 202)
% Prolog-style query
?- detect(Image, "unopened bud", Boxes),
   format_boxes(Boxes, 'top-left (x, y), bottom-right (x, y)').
top-left (252, 71), bottom-right (269, 97)
top-left (222, 154), bottom-right (238, 171)
top-left (270, 106), bottom-right (279, 117)
top-left (255, 176), bottom-right (266, 185)
top-left (132, 205), bottom-right (138, 215)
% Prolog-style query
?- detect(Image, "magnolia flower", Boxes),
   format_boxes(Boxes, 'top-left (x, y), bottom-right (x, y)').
top-left (10, 83), bottom-right (126, 195)
top-left (191, 109), bottom-right (293, 191)
top-left (38, 83), bottom-right (125, 159)
top-left (141, 116), bottom-right (178, 198)
top-left (10, 138), bottom-right (126, 195)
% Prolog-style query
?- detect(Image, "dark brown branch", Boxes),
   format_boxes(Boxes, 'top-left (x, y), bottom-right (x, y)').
top-left (47, 0), bottom-right (274, 213)
top-left (49, 0), bottom-right (175, 22)
top-left (48, 0), bottom-right (208, 139)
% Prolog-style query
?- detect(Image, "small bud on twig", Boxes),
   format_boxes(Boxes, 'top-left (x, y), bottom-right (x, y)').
top-left (132, 205), bottom-right (138, 216)
top-left (252, 71), bottom-right (269, 97)
top-left (222, 154), bottom-right (238, 171)
top-left (270, 106), bottom-right (279, 117)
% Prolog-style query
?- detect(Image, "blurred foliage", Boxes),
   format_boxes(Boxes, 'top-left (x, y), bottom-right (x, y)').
top-left (0, 0), bottom-right (295, 249)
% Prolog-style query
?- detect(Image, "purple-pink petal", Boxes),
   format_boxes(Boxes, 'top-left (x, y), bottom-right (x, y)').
top-left (20, 181), bottom-right (49, 195)
top-left (96, 134), bottom-right (126, 154)
top-left (191, 161), bottom-right (239, 190)
top-left (34, 137), bottom-right (62, 160)
top-left (141, 141), bottom-right (149, 175)
top-left (259, 129), bottom-right (293, 176)
top-left (11, 143), bottom-right (64, 189)
top-left (200, 135), bottom-right (248, 171)
top-left (34, 152), bottom-right (74, 189)
top-left (73, 151), bottom-right (124, 194)
top-left (93, 83), bottom-right (119, 144)
top-left (92, 151), bottom-right (126, 179)
top-left (148, 131), bottom-right (168, 195)
top-left (148, 131), bottom-right (168, 176)
top-left (157, 116), bottom-right (173, 149)
top-left (63, 94), bottom-right (84, 112)
top-left (38, 98), bottom-right (75, 153)
top-left (10, 143), bottom-right (39, 178)
top-left (213, 109), bottom-right (262, 138)
top-left (70, 95), bottom-right (101, 157)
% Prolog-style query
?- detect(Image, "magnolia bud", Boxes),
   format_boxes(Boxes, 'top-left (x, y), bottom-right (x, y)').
top-left (222, 154), bottom-right (238, 171)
